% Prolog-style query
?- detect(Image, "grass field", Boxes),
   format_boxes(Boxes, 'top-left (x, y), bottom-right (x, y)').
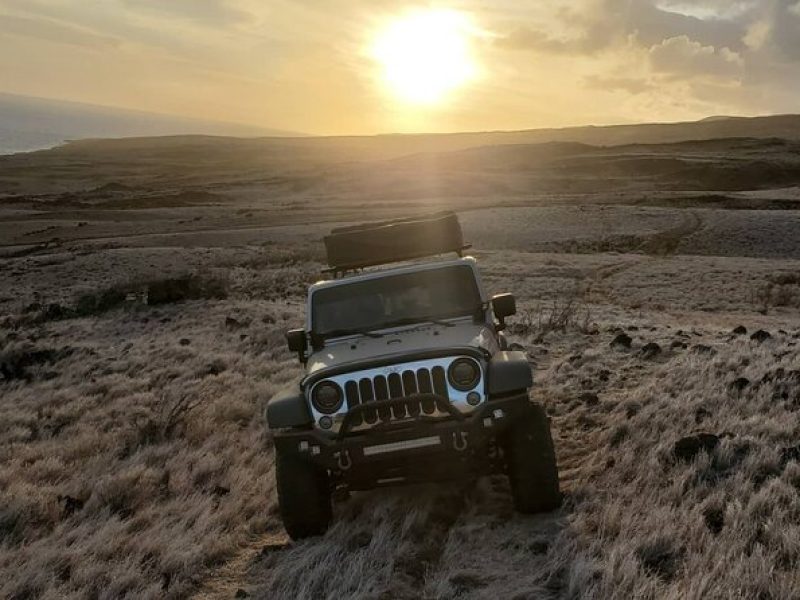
top-left (1, 129), bottom-right (800, 598)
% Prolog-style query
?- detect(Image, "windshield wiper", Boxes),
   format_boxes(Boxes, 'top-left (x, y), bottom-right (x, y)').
top-left (322, 327), bottom-right (384, 339)
top-left (383, 316), bottom-right (458, 329)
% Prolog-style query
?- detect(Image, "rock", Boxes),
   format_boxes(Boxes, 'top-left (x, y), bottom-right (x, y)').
top-left (201, 359), bottom-right (226, 377)
top-left (732, 325), bottom-right (747, 335)
top-left (235, 589), bottom-right (249, 598)
top-left (780, 445), bottom-right (800, 467)
top-left (508, 342), bottom-right (526, 352)
top-left (640, 342), bottom-right (662, 359)
top-left (239, 334), bottom-right (248, 341)
top-left (691, 344), bottom-right (716, 356)
top-left (211, 485), bottom-right (230, 497)
top-left (730, 377), bottom-right (750, 393)
top-left (225, 316), bottom-right (243, 330)
top-left (262, 313), bottom-right (276, 324)
top-left (23, 302), bottom-right (43, 313)
top-left (580, 392), bottom-right (599, 406)
top-left (750, 330), bottom-right (771, 343)
top-left (610, 333), bottom-right (632, 350)
top-left (670, 340), bottom-right (687, 350)
top-left (57, 494), bottom-right (85, 518)
top-left (694, 407), bottom-right (712, 424)
top-left (179, 338), bottom-right (191, 346)
top-left (673, 433), bottom-right (720, 462)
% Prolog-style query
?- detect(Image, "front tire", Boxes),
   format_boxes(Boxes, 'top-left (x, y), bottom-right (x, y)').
top-left (275, 448), bottom-right (332, 539)
top-left (504, 403), bottom-right (562, 513)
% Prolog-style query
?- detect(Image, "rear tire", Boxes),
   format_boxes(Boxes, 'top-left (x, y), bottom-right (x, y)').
top-left (275, 448), bottom-right (332, 539)
top-left (504, 402), bottom-right (562, 513)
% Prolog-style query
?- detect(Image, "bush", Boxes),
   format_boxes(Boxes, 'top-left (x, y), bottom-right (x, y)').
top-left (72, 274), bottom-right (229, 317)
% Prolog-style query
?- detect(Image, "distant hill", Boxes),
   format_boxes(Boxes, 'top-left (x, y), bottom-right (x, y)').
top-left (0, 93), bottom-right (298, 155)
top-left (40, 113), bottom-right (800, 165)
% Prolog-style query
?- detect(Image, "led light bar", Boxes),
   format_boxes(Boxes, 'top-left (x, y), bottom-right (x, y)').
top-left (363, 435), bottom-right (442, 456)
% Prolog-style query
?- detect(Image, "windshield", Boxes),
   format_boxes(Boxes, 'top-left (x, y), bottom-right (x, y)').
top-left (311, 265), bottom-right (481, 337)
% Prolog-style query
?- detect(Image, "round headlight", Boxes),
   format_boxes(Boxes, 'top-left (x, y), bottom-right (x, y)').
top-left (312, 381), bottom-right (343, 414)
top-left (448, 358), bottom-right (480, 391)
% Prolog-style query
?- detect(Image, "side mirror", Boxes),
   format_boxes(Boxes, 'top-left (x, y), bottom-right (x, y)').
top-left (286, 329), bottom-right (307, 361)
top-left (492, 293), bottom-right (516, 330)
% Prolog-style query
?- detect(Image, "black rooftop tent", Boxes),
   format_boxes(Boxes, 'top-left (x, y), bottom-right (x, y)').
top-left (323, 211), bottom-right (468, 275)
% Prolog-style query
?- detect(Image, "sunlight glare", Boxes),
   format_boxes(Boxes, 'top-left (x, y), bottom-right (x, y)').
top-left (371, 9), bottom-right (477, 106)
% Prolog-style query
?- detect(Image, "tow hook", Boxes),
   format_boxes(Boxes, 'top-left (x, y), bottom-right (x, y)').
top-left (453, 431), bottom-right (468, 451)
top-left (336, 450), bottom-right (352, 470)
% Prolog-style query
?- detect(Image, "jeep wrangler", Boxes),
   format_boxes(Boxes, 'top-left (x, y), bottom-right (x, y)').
top-left (266, 212), bottom-right (561, 539)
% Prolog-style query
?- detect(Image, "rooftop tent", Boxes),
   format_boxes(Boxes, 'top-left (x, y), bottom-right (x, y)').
top-left (323, 211), bottom-right (467, 272)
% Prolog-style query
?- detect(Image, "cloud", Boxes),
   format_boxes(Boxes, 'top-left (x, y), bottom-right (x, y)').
top-left (120, 0), bottom-right (251, 26)
top-left (766, 0), bottom-right (800, 60)
top-left (0, 13), bottom-right (120, 49)
top-left (494, 0), bottom-right (748, 54)
top-left (495, 27), bottom-right (595, 53)
top-left (584, 75), bottom-right (654, 94)
top-left (649, 35), bottom-right (743, 79)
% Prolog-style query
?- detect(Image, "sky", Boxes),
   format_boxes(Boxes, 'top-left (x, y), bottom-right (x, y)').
top-left (1, 0), bottom-right (799, 135)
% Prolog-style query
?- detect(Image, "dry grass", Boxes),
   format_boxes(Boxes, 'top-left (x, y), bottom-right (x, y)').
top-left (1, 213), bottom-right (800, 599)
top-left (242, 327), bottom-right (800, 599)
top-left (0, 258), bottom-right (307, 597)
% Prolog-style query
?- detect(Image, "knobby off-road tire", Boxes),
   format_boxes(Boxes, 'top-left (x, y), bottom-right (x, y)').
top-left (504, 403), bottom-right (562, 513)
top-left (275, 448), bottom-right (332, 540)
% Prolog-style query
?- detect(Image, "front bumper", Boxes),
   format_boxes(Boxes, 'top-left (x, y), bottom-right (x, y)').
top-left (273, 393), bottom-right (531, 486)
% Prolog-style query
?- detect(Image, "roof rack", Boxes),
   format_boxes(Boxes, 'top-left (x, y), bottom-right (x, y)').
top-left (323, 211), bottom-right (469, 278)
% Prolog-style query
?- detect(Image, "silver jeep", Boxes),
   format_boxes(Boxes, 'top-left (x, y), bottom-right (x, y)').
top-left (266, 214), bottom-right (561, 539)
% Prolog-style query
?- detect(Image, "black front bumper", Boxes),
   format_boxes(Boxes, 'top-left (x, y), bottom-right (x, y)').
top-left (273, 394), bottom-right (531, 486)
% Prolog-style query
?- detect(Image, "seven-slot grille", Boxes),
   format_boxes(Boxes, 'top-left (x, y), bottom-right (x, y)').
top-left (343, 366), bottom-right (450, 427)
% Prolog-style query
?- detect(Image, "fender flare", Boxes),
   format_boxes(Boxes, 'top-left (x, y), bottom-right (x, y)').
top-left (487, 351), bottom-right (533, 397)
top-left (266, 383), bottom-right (313, 429)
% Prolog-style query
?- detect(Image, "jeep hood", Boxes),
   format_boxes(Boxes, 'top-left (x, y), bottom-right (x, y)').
top-left (306, 321), bottom-right (499, 375)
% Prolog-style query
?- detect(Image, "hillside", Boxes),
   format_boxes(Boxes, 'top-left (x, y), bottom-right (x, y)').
top-left (2, 134), bottom-right (800, 200)
top-left (44, 113), bottom-right (800, 160)
top-left (0, 93), bottom-right (296, 155)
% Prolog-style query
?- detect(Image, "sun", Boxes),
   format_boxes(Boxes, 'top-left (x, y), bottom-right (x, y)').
top-left (370, 9), bottom-right (477, 106)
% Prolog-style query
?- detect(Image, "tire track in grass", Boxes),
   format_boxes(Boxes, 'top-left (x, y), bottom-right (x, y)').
top-left (198, 334), bottom-right (655, 599)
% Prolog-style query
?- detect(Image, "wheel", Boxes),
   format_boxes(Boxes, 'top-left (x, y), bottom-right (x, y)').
top-left (275, 448), bottom-right (332, 539)
top-left (504, 403), bottom-right (562, 513)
